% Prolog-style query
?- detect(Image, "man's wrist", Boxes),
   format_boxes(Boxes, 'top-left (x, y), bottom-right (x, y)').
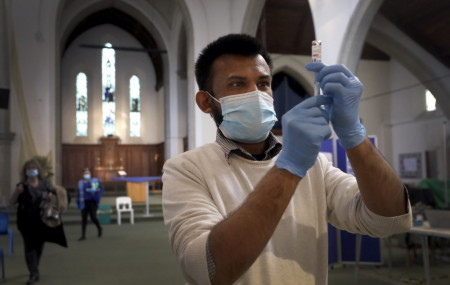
top-left (275, 153), bottom-right (308, 178)
top-left (336, 123), bottom-right (366, 149)
top-left (275, 161), bottom-right (306, 178)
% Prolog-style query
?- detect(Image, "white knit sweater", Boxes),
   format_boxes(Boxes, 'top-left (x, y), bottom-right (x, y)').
top-left (162, 142), bottom-right (411, 285)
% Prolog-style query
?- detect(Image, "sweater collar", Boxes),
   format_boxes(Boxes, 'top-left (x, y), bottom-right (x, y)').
top-left (215, 129), bottom-right (282, 162)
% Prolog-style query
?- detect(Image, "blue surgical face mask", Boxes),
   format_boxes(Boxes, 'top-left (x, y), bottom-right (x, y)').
top-left (208, 90), bottom-right (277, 143)
top-left (26, 169), bottom-right (39, 177)
top-left (83, 174), bottom-right (91, 180)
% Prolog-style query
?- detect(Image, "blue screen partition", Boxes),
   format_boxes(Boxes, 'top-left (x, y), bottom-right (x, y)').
top-left (328, 223), bottom-right (339, 265)
top-left (320, 139), bottom-right (340, 265)
top-left (340, 231), bottom-right (382, 264)
top-left (320, 138), bottom-right (334, 165)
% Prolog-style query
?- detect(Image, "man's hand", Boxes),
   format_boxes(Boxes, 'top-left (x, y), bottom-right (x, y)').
top-left (275, 95), bottom-right (332, 177)
top-left (306, 62), bottom-right (366, 149)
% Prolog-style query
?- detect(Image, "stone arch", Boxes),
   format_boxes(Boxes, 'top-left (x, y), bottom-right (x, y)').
top-left (241, 0), bottom-right (266, 35)
top-left (337, 0), bottom-right (450, 119)
top-left (272, 55), bottom-right (314, 96)
top-left (367, 15), bottom-right (450, 119)
top-left (338, 0), bottom-right (384, 72)
top-left (54, 0), bottom-right (178, 178)
top-left (58, 5), bottom-right (169, 91)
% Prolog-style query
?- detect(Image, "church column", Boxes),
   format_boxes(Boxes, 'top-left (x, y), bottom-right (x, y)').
top-left (183, 0), bottom-right (253, 148)
top-left (164, 9), bottom-right (187, 160)
top-left (0, 0), bottom-right (15, 205)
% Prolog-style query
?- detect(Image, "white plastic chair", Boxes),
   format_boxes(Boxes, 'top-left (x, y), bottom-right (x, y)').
top-left (116, 196), bottom-right (134, 225)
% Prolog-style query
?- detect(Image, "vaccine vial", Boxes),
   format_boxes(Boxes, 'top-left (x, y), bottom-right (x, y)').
top-left (311, 40), bottom-right (322, 96)
top-left (312, 40), bottom-right (322, 63)
top-left (312, 40), bottom-right (322, 96)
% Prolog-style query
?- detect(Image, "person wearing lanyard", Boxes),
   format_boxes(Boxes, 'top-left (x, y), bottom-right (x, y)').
top-left (77, 168), bottom-right (103, 241)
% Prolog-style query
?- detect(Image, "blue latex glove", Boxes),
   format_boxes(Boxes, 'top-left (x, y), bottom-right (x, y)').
top-left (275, 95), bottom-right (332, 177)
top-left (306, 62), bottom-right (366, 149)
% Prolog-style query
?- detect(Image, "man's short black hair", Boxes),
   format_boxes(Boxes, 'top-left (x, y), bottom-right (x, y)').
top-left (195, 34), bottom-right (273, 92)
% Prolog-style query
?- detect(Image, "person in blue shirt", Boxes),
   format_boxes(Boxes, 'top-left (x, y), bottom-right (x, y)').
top-left (77, 168), bottom-right (103, 241)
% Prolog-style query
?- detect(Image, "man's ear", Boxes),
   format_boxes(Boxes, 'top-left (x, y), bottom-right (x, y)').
top-left (196, 91), bottom-right (213, 113)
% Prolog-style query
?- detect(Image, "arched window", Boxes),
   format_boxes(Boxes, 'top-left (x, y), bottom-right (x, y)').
top-left (102, 43), bottom-right (116, 136)
top-left (76, 72), bottom-right (88, 136)
top-left (426, 89), bottom-right (436, 112)
top-left (129, 75), bottom-right (141, 137)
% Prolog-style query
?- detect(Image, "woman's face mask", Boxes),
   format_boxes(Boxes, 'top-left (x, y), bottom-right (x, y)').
top-left (208, 90), bottom-right (277, 143)
top-left (83, 174), bottom-right (91, 180)
top-left (26, 169), bottom-right (39, 177)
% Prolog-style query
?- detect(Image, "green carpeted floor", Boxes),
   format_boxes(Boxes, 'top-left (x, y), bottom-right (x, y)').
top-left (1, 219), bottom-right (185, 284)
top-left (1, 194), bottom-right (449, 284)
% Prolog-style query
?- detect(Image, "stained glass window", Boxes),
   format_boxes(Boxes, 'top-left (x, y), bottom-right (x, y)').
top-left (76, 72), bottom-right (88, 136)
top-left (102, 43), bottom-right (116, 136)
top-left (129, 75), bottom-right (141, 137)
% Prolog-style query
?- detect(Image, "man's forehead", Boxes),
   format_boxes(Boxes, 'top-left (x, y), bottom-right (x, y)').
top-left (211, 54), bottom-right (270, 77)
top-left (213, 54), bottom-right (268, 66)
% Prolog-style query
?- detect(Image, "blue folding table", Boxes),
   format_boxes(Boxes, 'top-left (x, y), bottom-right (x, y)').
top-left (112, 176), bottom-right (162, 217)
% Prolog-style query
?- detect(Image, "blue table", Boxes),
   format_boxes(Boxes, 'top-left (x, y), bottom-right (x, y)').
top-left (112, 176), bottom-right (162, 217)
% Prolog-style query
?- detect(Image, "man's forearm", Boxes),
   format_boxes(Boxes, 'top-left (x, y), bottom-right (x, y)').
top-left (209, 166), bottom-right (300, 285)
top-left (346, 137), bottom-right (407, 217)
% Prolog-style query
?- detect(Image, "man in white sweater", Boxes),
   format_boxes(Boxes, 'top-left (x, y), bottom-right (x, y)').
top-left (162, 34), bottom-right (412, 285)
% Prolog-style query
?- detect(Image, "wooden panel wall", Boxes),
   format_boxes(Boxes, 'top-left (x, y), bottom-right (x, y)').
top-left (62, 140), bottom-right (164, 190)
top-left (62, 144), bottom-right (101, 190)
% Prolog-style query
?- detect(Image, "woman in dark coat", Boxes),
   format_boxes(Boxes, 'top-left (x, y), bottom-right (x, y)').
top-left (9, 158), bottom-right (67, 284)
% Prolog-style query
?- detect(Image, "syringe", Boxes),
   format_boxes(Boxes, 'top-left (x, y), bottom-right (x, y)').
top-left (312, 40), bottom-right (322, 96)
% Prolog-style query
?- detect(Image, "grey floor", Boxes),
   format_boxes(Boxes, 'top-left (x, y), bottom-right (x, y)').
top-left (0, 194), bottom-right (449, 284)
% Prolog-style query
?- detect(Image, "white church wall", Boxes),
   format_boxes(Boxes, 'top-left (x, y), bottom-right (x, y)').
top-left (390, 60), bottom-right (428, 123)
top-left (10, 1), bottom-right (57, 152)
top-left (61, 24), bottom-right (163, 145)
top-left (8, 0), bottom-right (59, 188)
top-left (357, 59), bottom-right (392, 163)
top-left (389, 60), bottom-right (446, 184)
